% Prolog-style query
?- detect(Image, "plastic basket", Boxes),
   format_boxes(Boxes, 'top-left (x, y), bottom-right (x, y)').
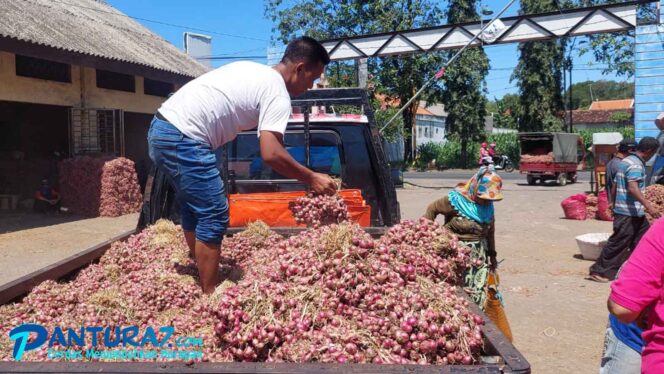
top-left (575, 233), bottom-right (611, 261)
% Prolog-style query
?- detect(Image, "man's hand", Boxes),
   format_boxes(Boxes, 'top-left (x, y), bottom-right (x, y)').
top-left (309, 172), bottom-right (337, 196)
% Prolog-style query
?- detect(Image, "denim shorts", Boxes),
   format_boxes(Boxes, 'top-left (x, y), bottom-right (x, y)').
top-left (600, 326), bottom-right (641, 374)
top-left (147, 116), bottom-right (229, 244)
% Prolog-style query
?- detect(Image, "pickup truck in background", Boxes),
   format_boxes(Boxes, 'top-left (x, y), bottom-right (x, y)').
top-left (138, 88), bottom-right (400, 236)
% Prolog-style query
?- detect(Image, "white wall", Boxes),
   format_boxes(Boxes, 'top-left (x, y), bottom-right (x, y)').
top-left (415, 114), bottom-right (446, 148)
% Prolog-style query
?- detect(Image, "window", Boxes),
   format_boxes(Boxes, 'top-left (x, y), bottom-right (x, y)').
top-left (15, 55), bottom-right (71, 83)
top-left (435, 128), bottom-right (439, 134)
top-left (144, 78), bottom-right (174, 97)
top-left (96, 69), bottom-right (135, 92)
top-left (225, 130), bottom-right (343, 180)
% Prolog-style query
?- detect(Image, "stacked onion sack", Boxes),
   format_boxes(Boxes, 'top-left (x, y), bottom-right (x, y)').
top-left (585, 194), bottom-right (598, 220)
top-left (58, 156), bottom-right (142, 217)
top-left (520, 152), bottom-right (554, 164)
top-left (0, 206), bottom-right (483, 365)
top-left (645, 185), bottom-right (664, 223)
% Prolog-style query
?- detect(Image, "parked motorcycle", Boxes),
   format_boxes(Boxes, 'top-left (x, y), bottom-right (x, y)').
top-left (492, 155), bottom-right (514, 172)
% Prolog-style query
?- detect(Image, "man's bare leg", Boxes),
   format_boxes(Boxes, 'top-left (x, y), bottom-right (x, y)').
top-left (184, 231), bottom-right (196, 258)
top-left (195, 240), bottom-right (221, 294)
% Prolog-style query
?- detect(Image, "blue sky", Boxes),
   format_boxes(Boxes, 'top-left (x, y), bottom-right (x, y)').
top-left (107, 0), bottom-right (633, 100)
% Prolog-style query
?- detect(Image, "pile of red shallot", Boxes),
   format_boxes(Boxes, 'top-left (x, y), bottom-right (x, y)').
top-left (520, 152), bottom-right (555, 164)
top-left (58, 156), bottom-right (142, 217)
top-left (0, 216), bottom-right (484, 366)
top-left (645, 184), bottom-right (664, 223)
top-left (585, 193), bottom-right (598, 220)
top-left (289, 193), bottom-right (349, 227)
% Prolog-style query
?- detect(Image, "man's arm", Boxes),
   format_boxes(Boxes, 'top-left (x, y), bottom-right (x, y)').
top-left (627, 180), bottom-right (660, 218)
top-left (607, 299), bottom-right (640, 324)
top-left (259, 130), bottom-right (336, 195)
top-left (424, 196), bottom-right (451, 221)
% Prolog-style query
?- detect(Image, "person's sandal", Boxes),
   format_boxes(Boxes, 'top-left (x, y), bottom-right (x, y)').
top-left (586, 274), bottom-right (610, 283)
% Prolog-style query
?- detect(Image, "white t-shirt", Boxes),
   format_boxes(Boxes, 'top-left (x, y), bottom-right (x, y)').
top-left (158, 61), bottom-right (291, 149)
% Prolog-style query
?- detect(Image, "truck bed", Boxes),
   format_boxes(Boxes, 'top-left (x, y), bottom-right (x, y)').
top-left (0, 231), bottom-right (529, 374)
top-left (519, 162), bottom-right (578, 174)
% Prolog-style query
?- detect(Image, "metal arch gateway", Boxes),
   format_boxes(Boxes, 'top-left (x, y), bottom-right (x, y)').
top-left (320, 0), bottom-right (658, 61)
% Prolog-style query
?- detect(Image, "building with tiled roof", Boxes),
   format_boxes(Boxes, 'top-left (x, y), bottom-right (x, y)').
top-left (0, 0), bottom-right (209, 198)
top-left (588, 99), bottom-right (634, 111)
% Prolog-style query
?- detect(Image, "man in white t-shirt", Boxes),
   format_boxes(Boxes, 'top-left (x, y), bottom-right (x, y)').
top-left (148, 37), bottom-right (336, 293)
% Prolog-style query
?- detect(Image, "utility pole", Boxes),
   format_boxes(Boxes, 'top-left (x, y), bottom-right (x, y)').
top-left (569, 65), bottom-right (573, 133)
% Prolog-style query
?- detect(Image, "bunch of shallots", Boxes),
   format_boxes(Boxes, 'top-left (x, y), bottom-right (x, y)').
top-left (289, 193), bottom-right (349, 228)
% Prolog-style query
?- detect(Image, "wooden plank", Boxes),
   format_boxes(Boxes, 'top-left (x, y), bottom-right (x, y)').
top-left (635, 68), bottom-right (664, 78)
top-left (636, 58), bottom-right (664, 69)
top-left (463, 296), bottom-right (530, 374)
top-left (634, 94), bottom-right (664, 104)
top-left (0, 229), bottom-right (135, 305)
top-left (636, 30), bottom-right (664, 42)
top-left (636, 85), bottom-right (664, 95)
top-left (633, 102), bottom-right (664, 112)
top-left (0, 362), bottom-right (503, 373)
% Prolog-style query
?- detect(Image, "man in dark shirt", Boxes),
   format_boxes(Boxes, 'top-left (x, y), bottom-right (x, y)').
top-left (34, 179), bottom-right (60, 213)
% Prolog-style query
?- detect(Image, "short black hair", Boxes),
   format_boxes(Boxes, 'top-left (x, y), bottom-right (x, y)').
top-left (281, 36), bottom-right (330, 66)
top-left (618, 139), bottom-right (637, 152)
top-left (637, 136), bottom-right (659, 152)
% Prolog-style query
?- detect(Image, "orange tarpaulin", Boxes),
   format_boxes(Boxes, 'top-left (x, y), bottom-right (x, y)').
top-left (228, 189), bottom-right (371, 227)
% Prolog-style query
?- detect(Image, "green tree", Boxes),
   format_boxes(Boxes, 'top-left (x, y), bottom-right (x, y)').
top-left (265, 0), bottom-right (447, 163)
top-left (440, 0), bottom-right (489, 167)
top-left (512, 0), bottom-right (568, 132)
top-left (575, 1), bottom-right (657, 78)
top-left (609, 111), bottom-right (632, 127)
top-left (563, 80), bottom-right (635, 109)
top-left (491, 94), bottom-right (520, 130)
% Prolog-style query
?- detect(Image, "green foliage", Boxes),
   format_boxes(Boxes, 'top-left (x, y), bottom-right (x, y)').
top-left (435, 137), bottom-right (476, 169)
top-left (432, 133), bottom-right (520, 169)
top-left (327, 61), bottom-right (358, 88)
top-left (490, 94), bottom-right (520, 130)
top-left (609, 111), bottom-right (632, 126)
top-left (265, 0), bottom-right (448, 163)
top-left (373, 106), bottom-right (405, 143)
top-left (513, 0), bottom-right (567, 132)
top-left (563, 80), bottom-right (634, 110)
top-left (416, 142), bottom-right (443, 170)
top-left (440, 0), bottom-right (488, 166)
top-left (488, 133), bottom-right (521, 168)
top-left (428, 128), bottom-right (635, 170)
top-left (575, 127), bottom-right (635, 155)
top-left (575, 1), bottom-right (657, 78)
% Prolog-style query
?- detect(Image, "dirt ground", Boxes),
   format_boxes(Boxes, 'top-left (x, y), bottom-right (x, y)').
top-left (398, 174), bottom-right (612, 374)
top-left (0, 173), bottom-right (612, 373)
top-left (0, 212), bottom-right (138, 285)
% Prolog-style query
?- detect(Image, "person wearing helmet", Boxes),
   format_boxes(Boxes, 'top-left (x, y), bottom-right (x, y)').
top-left (488, 143), bottom-right (497, 158)
top-left (479, 142), bottom-right (490, 165)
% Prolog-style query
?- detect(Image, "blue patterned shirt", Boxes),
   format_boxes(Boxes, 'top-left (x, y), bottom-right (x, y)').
top-left (613, 154), bottom-right (646, 217)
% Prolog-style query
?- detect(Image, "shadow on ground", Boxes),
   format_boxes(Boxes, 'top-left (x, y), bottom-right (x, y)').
top-left (0, 211), bottom-right (85, 234)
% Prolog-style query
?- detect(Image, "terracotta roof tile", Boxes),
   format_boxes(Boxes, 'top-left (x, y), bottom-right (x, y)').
top-left (588, 99), bottom-right (634, 111)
